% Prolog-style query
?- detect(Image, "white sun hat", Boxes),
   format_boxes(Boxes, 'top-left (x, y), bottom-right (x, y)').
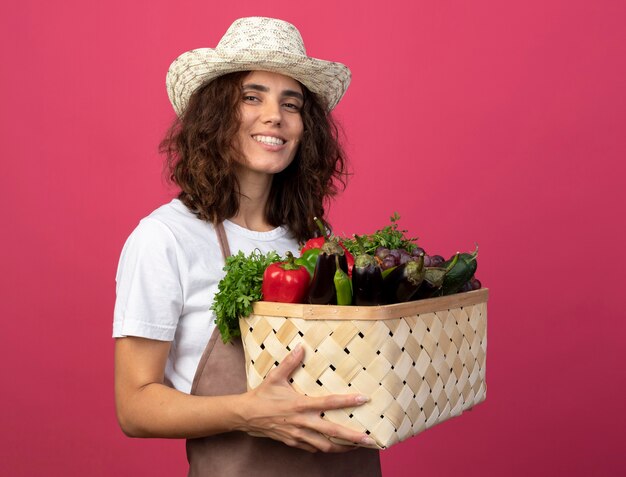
top-left (166, 17), bottom-right (351, 116)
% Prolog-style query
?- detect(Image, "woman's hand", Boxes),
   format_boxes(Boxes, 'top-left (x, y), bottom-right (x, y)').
top-left (236, 344), bottom-right (376, 453)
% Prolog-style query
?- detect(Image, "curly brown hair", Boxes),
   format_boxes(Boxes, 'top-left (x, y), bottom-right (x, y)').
top-left (160, 71), bottom-right (348, 243)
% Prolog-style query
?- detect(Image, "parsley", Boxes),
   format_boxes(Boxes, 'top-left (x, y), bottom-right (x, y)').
top-left (341, 212), bottom-right (418, 255)
top-left (211, 249), bottom-right (282, 343)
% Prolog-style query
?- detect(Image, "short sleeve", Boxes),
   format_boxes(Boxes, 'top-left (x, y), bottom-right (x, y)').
top-left (113, 218), bottom-right (184, 341)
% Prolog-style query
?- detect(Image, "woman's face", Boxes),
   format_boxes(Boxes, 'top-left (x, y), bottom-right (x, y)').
top-left (236, 71), bottom-right (304, 177)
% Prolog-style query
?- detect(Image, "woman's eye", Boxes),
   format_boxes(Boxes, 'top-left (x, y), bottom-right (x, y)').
top-left (243, 95), bottom-right (260, 102)
top-left (283, 102), bottom-right (301, 111)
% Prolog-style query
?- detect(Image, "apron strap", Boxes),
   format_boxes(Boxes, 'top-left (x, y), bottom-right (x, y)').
top-left (215, 222), bottom-right (231, 260)
top-left (189, 221), bottom-right (232, 396)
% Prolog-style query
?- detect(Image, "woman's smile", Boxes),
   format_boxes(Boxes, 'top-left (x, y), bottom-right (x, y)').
top-left (252, 135), bottom-right (286, 146)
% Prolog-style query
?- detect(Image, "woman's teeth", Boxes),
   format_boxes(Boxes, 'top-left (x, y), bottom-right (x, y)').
top-left (253, 135), bottom-right (285, 146)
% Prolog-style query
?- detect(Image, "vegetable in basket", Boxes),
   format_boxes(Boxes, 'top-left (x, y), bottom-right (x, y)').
top-left (294, 248), bottom-right (320, 280)
top-left (301, 217), bottom-right (355, 277)
top-left (261, 251), bottom-right (311, 304)
top-left (307, 239), bottom-right (349, 305)
top-left (300, 235), bottom-right (326, 254)
top-left (341, 212), bottom-right (418, 256)
top-left (333, 255), bottom-right (353, 306)
top-left (382, 253), bottom-right (426, 304)
top-left (458, 276), bottom-right (482, 292)
top-left (440, 244), bottom-right (479, 296)
top-left (351, 235), bottom-right (385, 306)
top-left (412, 252), bottom-right (459, 299)
top-left (212, 250), bottom-right (282, 343)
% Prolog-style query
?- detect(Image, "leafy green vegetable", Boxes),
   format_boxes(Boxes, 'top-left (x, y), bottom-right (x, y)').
top-left (211, 249), bottom-right (282, 343)
top-left (341, 213), bottom-right (418, 255)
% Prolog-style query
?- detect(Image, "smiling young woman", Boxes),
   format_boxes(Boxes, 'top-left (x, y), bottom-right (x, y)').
top-left (113, 17), bottom-right (382, 477)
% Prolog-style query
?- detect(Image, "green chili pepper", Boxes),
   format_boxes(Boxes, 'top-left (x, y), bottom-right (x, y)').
top-left (334, 255), bottom-right (353, 306)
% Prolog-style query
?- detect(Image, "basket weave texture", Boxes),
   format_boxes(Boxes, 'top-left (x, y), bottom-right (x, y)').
top-left (240, 288), bottom-right (488, 449)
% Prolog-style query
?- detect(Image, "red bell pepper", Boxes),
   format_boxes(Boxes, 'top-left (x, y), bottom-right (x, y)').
top-left (300, 236), bottom-right (326, 254)
top-left (261, 252), bottom-right (311, 303)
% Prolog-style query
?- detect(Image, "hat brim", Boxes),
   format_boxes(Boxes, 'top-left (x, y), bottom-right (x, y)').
top-left (166, 48), bottom-right (351, 116)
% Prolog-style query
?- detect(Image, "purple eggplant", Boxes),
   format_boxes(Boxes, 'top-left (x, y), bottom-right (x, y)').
top-left (307, 240), bottom-right (348, 305)
top-left (382, 254), bottom-right (425, 303)
top-left (352, 235), bottom-right (385, 306)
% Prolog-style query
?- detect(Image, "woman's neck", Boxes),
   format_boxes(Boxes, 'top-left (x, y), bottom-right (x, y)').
top-left (229, 168), bottom-right (274, 231)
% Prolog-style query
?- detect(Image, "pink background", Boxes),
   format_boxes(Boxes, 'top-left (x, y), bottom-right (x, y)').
top-left (2, 1), bottom-right (625, 475)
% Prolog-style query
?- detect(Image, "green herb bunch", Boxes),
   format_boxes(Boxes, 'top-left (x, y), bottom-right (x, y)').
top-left (212, 249), bottom-right (281, 343)
top-left (341, 213), bottom-right (418, 255)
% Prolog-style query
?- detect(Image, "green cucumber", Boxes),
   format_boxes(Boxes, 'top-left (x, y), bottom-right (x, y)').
top-left (441, 245), bottom-right (478, 295)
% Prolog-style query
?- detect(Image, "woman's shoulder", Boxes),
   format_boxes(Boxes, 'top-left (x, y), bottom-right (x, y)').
top-left (139, 198), bottom-right (213, 235)
top-left (145, 198), bottom-right (197, 224)
top-left (119, 199), bottom-right (223, 270)
top-left (121, 199), bottom-right (216, 256)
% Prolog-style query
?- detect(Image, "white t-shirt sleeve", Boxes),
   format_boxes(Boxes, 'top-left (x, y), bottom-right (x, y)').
top-left (113, 218), bottom-right (184, 341)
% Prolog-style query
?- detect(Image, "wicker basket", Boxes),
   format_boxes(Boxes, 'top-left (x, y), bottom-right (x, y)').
top-left (239, 288), bottom-right (488, 449)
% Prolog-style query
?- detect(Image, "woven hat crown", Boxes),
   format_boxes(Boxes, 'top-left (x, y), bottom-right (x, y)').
top-left (216, 17), bottom-right (307, 56)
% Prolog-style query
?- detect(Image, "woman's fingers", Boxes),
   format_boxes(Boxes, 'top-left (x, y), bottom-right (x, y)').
top-left (302, 392), bottom-right (370, 411)
top-left (292, 411), bottom-right (377, 448)
top-left (265, 343), bottom-right (305, 383)
top-left (281, 424), bottom-right (363, 453)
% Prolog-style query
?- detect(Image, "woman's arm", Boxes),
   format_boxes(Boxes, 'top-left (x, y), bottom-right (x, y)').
top-left (114, 337), bottom-right (376, 452)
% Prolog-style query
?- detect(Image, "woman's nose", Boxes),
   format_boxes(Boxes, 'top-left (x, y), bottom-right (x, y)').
top-left (261, 100), bottom-right (282, 125)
